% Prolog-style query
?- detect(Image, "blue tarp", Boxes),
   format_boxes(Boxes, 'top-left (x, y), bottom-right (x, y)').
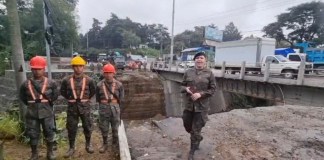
top-left (275, 48), bottom-right (295, 57)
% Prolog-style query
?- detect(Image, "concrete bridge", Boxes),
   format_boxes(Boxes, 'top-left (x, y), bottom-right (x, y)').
top-left (152, 63), bottom-right (324, 117)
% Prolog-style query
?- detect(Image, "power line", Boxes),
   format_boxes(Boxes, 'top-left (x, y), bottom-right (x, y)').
top-left (176, 0), bottom-right (309, 26)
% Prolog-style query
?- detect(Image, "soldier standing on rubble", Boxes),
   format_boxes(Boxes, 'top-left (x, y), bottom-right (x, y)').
top-left (181, 51), bottom-right (216, 160)
top-left (60, 56), bottom-right (96, 158)
top-left (96, 64), bottom-right (124, 153)
top-left (19, 56), bottom-right (59, 160)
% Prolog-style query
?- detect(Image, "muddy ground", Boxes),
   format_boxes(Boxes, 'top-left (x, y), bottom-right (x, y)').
top-left (3, 126), bottom-right (119, 160)
top-left (126, 105), bottom-right (324, 160)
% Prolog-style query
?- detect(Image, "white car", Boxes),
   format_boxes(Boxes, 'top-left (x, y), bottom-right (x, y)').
top-left (179, 61), bottom-right (195, 68)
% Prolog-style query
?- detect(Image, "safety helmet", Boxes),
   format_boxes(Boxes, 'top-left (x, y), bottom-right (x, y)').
top-left (30, 56), bottom-right (46, 69)
top-left (71, 56), bottom-right (86, 65)
top-left (102, 64), bottom-right (116, 73)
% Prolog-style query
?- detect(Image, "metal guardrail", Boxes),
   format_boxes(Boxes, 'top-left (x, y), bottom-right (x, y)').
top-left (152, 60), bottom-right (324, 87)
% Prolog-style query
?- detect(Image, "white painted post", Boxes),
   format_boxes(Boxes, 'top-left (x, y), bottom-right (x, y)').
top-left (263, 62), bottom-right (270, 82)
top-left (239, 61), bottom-right (246, 79)
top-left (297, 59), bottom-right (306, 85)
top-left (185, 61), bottom-right (188, 70)
top-left (220, 61), bottom-right (226, 77)
top-left (176, 61), bottom-right (179, 72)
top-left (118, 120), bottom-right (131, 160)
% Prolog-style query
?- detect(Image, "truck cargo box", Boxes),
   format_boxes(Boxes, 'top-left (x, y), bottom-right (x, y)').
top-left (214, 38), bottom-right (276, 67)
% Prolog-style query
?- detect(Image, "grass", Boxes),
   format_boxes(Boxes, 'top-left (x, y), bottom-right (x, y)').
top-left (0, 113), bottom-right (23, 140)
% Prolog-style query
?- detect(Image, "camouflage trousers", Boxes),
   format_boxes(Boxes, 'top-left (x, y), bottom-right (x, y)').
top-left (66, 105), bottom-right (93, 142)
top-left (182, 110), bottom-right (208, 145)
top-left (98, 104), bottom-right (120, 143)
top-left (25, 116), bottom-right (55, 145)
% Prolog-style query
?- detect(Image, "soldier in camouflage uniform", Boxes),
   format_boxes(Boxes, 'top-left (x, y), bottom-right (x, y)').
top-left (181, 52), bottom-right (216, 160)
top-left (60, 56), bottom-right (96, 158)
top-left (96, 64), bottom-right (124, 153)
top-left (19, 56), bottom-right (59, 160)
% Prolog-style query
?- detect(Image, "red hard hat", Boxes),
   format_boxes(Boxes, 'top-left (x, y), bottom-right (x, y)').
top-left (30, 56), bottom-right (46, 69)
top-left (102, 64), bottom-right (116, 73)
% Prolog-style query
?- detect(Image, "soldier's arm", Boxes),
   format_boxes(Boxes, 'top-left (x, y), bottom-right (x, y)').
top-left (88, 78), bottom-right (96, 98)
top-left (19, 82), bottom-right (28, 105)
top-left (180, 71), bottom-right (188, 93)
top-left (60, 78), bottom-right (69, 99)
top-left (95, 83), bottom-right (100, 103)
top-left (50, 80), bottom-right (59, 101)
top-left (119, 83), bottom-right (125, 100)
top-left (200, 71), bottom-right (216, 98)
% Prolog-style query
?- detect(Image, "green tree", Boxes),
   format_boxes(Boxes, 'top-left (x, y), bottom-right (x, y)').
top-left (223, 22), bottom-right (242, 41)
top-left (122, 30), bottom-right (141, 48)
top-left (173, 26), bottom-right (204, 53)
top-left (263, 1), bottom-right (324, 46)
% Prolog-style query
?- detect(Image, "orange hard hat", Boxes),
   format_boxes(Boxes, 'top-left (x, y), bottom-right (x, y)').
top-left (30, 56), bottom-right (46, 69)
top-left (102, 64), bottom-right (116, 73)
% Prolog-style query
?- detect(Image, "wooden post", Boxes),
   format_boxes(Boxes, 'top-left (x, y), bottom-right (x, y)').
top-left (263, 62), bottom-right (270, 82)
top-left (297, 59), bottom-right (306, 85)
top-left (220, 61), bottom-right (226, 77)
top-left (239, 61), bottom-right (246, 79)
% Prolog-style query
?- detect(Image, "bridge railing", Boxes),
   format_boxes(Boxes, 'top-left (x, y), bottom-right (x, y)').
top-left (152, 60), bottom-right (324, 86)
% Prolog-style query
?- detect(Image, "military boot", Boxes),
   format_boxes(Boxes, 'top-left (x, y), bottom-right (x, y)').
top-left (99, 136), bottom-right (108, 153)
top-left (188, 143), bottom-right (197, 160)
top-left (46, 142), bottom-right (56, 160)
top-left (197, 136), bottom-right (203, 150)
top-left (29, 145), bottom-right (38, 160)
top-left (85, 136), bottom-right (94, 154)
top-left (64, 140), bottom-right (75, 158)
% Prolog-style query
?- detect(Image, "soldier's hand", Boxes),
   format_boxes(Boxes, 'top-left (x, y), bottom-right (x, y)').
top-left (191, 93), bottom-right (201, 101)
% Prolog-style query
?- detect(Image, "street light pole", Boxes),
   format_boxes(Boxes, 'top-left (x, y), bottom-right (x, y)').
top-left (43, 0), bottom-right (52, 79)
top-left (169, 0), bottom-right (175, 68)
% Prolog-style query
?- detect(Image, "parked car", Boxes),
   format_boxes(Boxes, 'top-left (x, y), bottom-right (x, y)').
top-left (115, 56), bottom-right (126, 70)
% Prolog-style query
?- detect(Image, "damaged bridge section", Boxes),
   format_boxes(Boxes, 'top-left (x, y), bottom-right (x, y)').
top-left (216, 78), bottom-right (284, 102)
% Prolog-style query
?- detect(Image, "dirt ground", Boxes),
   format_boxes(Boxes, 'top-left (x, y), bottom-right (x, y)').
top-left (126, 105), bottom-right (324, 160)
top-left (3, 127), bottom-right (119, 160)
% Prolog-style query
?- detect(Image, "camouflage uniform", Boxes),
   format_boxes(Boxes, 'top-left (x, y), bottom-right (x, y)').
top-left (19, 77), bottom-right (59, 159)
top-left (96, 78), bottom-right (124, 152)
top-left (181, 68), bottom-right (216, 152)
top-left (60, 74), bottom-right (96, 153)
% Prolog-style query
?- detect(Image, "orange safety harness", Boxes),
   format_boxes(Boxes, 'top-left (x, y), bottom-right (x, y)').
top-left (68, 76), bottom-right (89, 103)
top-left (27, 77), bottom-right (49, 103)
top-left (100, 79), bottom-right (118, 104)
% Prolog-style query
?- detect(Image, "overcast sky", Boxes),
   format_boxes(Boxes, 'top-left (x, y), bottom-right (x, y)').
top-left (77, 0), bottom-right (318, 37)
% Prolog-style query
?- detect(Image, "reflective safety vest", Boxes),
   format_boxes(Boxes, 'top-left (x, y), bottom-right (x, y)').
top-left (27, 77), bottom-right (49, 103)
top-left (68, 76), bottom-right (89, 103)
top-left (100, 80), bottom-right (118, 104)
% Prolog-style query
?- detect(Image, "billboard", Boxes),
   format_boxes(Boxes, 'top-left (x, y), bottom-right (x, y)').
top-left (204, 26), bottom-right (223, 42)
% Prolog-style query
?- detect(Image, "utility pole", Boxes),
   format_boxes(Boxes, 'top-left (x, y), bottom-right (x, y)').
top-left (6, 0), bottom-right (27, 122)
top-left (43, 0), bottom-right (52, 79)
top-left (169, 0), bottom-right (175, 67)
top-left (87, 33), bottom-right (89, 51)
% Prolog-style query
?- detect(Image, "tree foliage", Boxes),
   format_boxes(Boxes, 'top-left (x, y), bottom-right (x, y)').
top-left (263, 1), bottom-right (324, 46)
top-left (172, 26), bottom-right (204, 53)
top-left (0, 0), bottom-right (79, 58)
top-left (223, 22), bottom-right (242, 41)
top-left (80, 13), bottom-right (170, 54)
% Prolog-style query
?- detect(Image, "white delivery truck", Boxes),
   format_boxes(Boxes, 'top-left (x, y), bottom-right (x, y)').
top-left (214, 38), bottom-right (310, 79)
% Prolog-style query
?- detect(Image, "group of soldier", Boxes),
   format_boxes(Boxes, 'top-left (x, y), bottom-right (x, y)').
top-left (19, 55), bottom-right (124, 160)
top-left (19, 51), bottom-right (215, 160)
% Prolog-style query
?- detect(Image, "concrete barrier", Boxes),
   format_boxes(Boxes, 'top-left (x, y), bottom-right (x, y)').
top-left (118, 120), bottom-right (131, 160)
